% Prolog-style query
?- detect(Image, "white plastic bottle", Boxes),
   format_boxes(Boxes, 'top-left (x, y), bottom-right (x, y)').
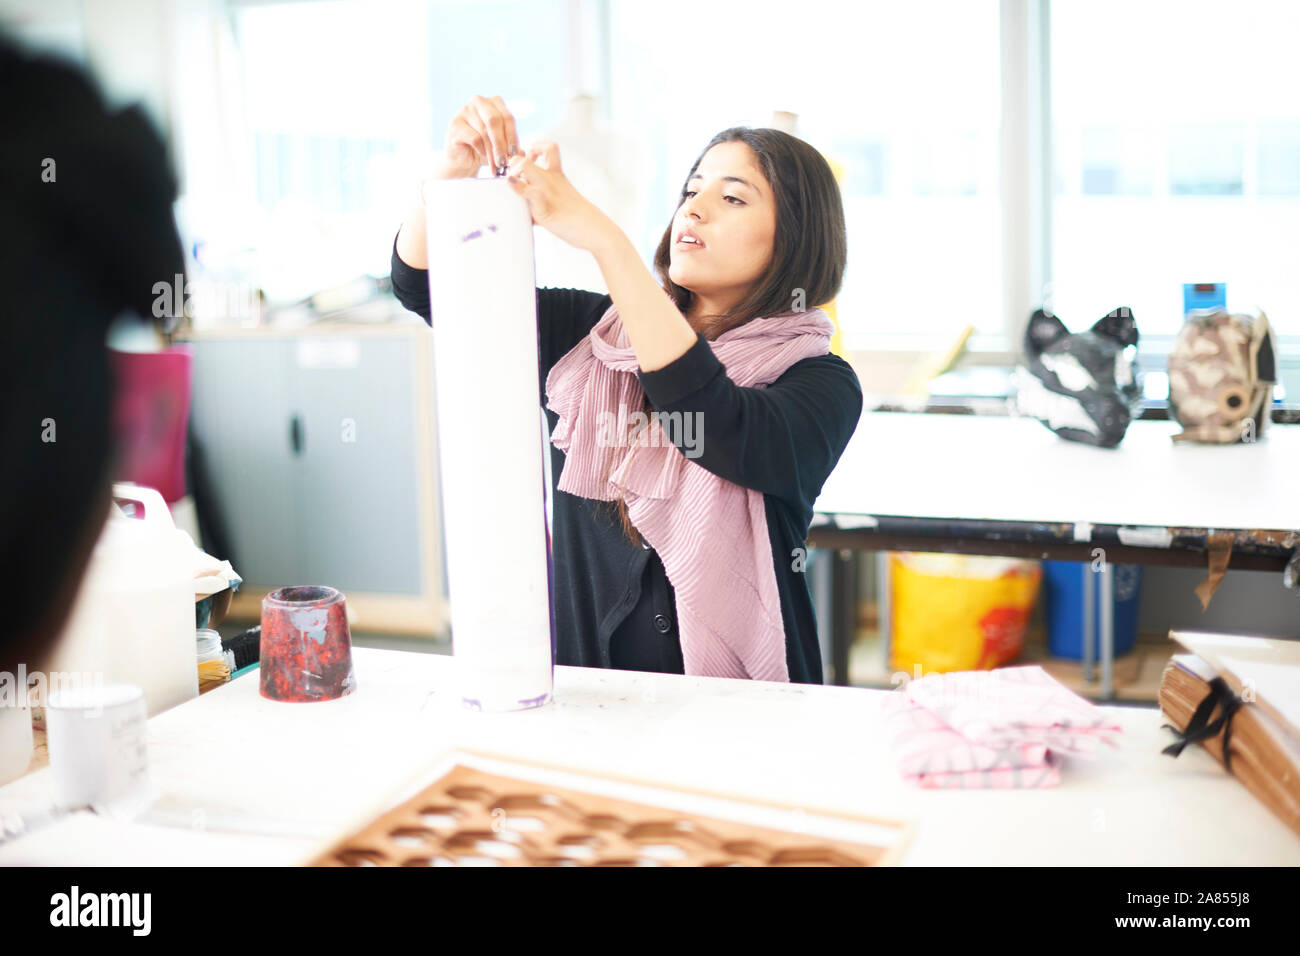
top-left (0, 698), bottom-right (33, 786)
top-left (42, 483), bottom-right (198, 719)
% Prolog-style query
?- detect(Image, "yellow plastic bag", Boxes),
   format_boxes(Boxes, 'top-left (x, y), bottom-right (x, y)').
top-left (890, 552), bottom-right (1042, 674)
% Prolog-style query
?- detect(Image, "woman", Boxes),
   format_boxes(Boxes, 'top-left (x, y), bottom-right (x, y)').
top-left (391, 95), bottom-right (861, 684)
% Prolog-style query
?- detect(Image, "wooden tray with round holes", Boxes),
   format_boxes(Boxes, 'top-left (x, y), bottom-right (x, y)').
top-left (307, 752), bottom-right (912, 867)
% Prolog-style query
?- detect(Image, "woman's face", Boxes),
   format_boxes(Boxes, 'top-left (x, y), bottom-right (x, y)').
top-left (667, 141), bottom-right (776, 314)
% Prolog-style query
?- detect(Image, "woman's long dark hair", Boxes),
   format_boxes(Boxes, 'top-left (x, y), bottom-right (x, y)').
top-left (611, 127), bottom-right (847, 547)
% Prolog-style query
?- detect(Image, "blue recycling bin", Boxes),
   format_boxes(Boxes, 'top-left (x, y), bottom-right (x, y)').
top-left (1042, 561), bottom-right (1143, 660)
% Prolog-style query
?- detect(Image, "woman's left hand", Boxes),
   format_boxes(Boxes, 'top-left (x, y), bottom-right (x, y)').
top-left (505, 142), bottom-right (609, 252)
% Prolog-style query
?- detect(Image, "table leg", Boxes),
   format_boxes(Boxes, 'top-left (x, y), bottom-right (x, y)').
top-left (1082, 562), bottom-right (1095, 684)
top-left (1099, 560), bottom-right (1115, 701)
top-left (830, 548), bottom-right (856, 686)
top-left (877, 551), bottom-right (892, 677)
top-left (811, 547), bottom-right (833, 684)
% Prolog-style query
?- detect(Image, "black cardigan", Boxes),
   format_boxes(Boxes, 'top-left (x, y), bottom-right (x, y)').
top-left (391, 237), bottom-right (862, 684)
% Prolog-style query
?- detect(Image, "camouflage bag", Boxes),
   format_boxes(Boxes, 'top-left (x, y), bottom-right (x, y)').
top-left (1167, 309), bottom-right (1275, 444)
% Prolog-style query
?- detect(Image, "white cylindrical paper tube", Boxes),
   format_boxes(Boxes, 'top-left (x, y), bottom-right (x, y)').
top-left (424, 177), bottom-right (554, 712)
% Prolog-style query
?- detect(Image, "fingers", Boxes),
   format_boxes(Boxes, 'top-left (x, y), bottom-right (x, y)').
top-left (449, 109), bottom-right (490, 167)
top-left (525, 140), bottom-right (562, 172)
top-left (491, 95), bottom-right (520, 161)
top-left (505, 149), bottom-right (540, 184)
top-left (503, 169), bottom-right (541, 220)
top-left (446, 97), bottom-right (516, 169)
top-left (446, 95), bottom-right (520, 172)
top-left (468, 94), bottom-right (515, 169)
top-left (504, 171), bottom-right (532, 196)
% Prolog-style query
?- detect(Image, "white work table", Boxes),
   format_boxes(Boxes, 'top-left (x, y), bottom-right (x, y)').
top-left (815, 412), bottom-right (1300, 531)
top-left (806, 412), bottom-right (1300, 691)
top-left (1, 647), bottom-right (1297, 866)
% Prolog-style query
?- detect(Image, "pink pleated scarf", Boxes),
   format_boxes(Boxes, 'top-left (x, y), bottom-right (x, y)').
top-left (544, 298), bottom-right (835, 681)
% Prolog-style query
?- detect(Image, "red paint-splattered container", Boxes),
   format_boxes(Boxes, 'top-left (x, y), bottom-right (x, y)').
top-left (259, 586), bottom-right (357, 702)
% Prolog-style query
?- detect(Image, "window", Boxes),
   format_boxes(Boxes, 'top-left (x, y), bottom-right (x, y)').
top-left (1049, 0), bottom-right (1300, 340)
top-left (608, 0), bottom-right (1003, 350)
top-left (145, 0), bottom-right (1298, 352)
top-left (222, 0), bottom-right (569, 303)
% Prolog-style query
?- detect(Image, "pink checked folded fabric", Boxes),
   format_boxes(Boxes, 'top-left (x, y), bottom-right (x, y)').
top-left (881, 666), bottom-right (1123, 789)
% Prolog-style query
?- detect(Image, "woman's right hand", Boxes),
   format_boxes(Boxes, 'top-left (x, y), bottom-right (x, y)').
top-left (439, 95), bottom-right (521, 178)
top-left (397, 95), bottom-right (521, 270)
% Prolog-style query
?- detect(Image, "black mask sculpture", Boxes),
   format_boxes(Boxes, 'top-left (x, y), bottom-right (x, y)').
top-left (1012, 307), bottom-right (1144, 448)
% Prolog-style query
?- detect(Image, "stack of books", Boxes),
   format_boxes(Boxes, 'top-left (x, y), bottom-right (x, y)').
top-left (1161, 631), bottom-right (1300, 839)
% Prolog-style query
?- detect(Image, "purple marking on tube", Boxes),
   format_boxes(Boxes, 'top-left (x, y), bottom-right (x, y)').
top-left (462, 697), bottom-right (482, 711)
top-left (517, 692), bottom-right (550, 709)
top-left (460, 229), bottom-right (483, 243)
top-left (487, 223), bottom-right (498, 232)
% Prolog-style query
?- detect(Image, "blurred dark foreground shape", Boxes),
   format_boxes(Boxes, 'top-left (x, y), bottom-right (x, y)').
top-left (0, 33), bottom-right (186, 674)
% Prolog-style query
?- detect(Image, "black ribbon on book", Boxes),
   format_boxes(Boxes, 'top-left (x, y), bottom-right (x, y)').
top-left (1161, 676), bottom-right (1243, 773)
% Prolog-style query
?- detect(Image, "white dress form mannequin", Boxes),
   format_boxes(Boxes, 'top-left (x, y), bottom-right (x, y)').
top-left (532, 94), bottom-right (650, 294)
top-left (766, 109), bottom-right (849, 357)
top-left (770, 109), bottom-right (799, 136)
top-left (532, 94), bottom-right (651, 530)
